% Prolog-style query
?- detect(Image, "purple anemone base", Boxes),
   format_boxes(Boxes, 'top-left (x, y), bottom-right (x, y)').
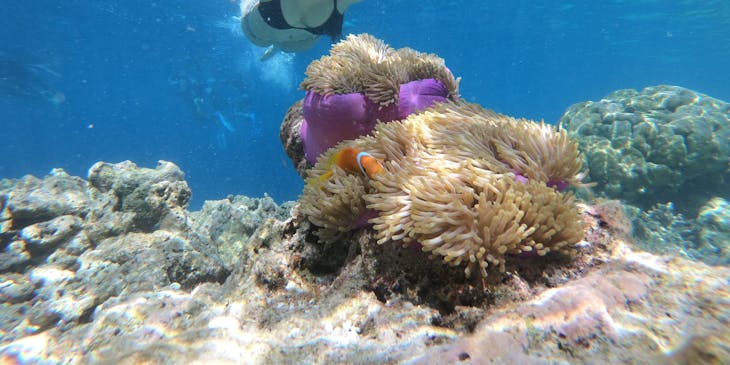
top-left (301, 78), bottom-right (449, 163)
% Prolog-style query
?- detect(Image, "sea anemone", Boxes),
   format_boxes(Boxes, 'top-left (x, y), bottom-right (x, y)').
top-left (299, 102), bottom-right (586, 278)
top-left (281, 34), bottom-right (461, 169)
top-left (301, 34), bottom-right (460, 107)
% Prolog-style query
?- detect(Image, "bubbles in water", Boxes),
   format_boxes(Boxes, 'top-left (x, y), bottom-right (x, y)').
top-left (232, 43), bottom-right (295, 92)
top-left (213, 11), bottom-right (296, 92)
top-left (213, 16), bottom-right (244, 37)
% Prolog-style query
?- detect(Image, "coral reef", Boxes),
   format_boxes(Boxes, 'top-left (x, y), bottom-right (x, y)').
top-left (87, 160), bottom-right (192, 232)
top-left (189, 195), bottom-right (293, 268)
top-left (560, 85), bottom-right (730, 214)
top-left (696, 197), bottom-right (730, 265)
top-left (300, 102), bottom-right (586, 278)
top-left (411, 250), bottom-right (730, 364)
top-left (1, 162), bottom-right (728, 364)
top-left (0, 162), bottom-right (233, 340)
top-left (280, 34), bottom-right (461, 174)
top-left (629, 198), bottom-right (730, 266)
top-left (583, 199), bottom-right (633, 239)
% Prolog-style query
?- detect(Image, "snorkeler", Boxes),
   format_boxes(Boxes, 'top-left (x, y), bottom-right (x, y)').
top-left (240, 0), bottom-right (360, 59)
top-left (0, 54), bottom-right (64, 105)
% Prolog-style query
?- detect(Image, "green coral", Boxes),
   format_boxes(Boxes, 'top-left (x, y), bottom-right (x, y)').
top-left (560, 85), bottom-right (730, 214)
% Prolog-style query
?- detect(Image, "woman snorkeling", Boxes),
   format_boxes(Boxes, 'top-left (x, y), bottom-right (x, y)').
top-left (240, 0), bottom-right (361, 58)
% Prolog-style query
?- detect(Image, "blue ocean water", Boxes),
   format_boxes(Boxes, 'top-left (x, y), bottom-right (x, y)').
top-left (2, 1), bottom-right (729, 209)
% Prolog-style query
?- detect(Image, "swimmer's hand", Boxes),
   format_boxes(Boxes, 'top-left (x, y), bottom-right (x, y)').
top-left (261, 45), bottom-right (280, 61)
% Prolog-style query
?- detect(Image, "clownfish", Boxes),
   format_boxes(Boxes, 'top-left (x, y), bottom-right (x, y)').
top-left (319, 147), bottom-right (384, 182)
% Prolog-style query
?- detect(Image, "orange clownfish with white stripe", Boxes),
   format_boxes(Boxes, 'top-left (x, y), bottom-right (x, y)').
top-left (319, 147), bottom-right (384, 182)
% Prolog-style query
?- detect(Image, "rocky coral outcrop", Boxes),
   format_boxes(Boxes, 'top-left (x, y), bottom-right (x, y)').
top-left (697, 197), bottom-right (730, 264)
top-left (0, 161), bottom-right (238, 343)
top-left (1, 162), bottom-right (728, 364)
top-left (410, 249), bottom-right (730, 364)
top-left (560, 85), bottom-right (730, 215)
top-left (189, 195), bottom-right (293, 268)
top-left (87, 160), bottom-right (192, 232)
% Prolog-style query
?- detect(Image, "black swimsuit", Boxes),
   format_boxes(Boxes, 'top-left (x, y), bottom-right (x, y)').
top-left (258, 0), bottom-right (344, 40)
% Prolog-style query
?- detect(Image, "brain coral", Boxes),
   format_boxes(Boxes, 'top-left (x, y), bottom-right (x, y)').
top-left (559, 85), bottom-right (730, 213)
top-left (299, 102), bottom-right (585, 278)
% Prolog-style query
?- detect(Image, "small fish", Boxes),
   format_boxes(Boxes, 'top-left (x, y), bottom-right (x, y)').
top-left (319, 147), bottom-right (384, 182)
top-left (214, 111), bottom-right (235, 132)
